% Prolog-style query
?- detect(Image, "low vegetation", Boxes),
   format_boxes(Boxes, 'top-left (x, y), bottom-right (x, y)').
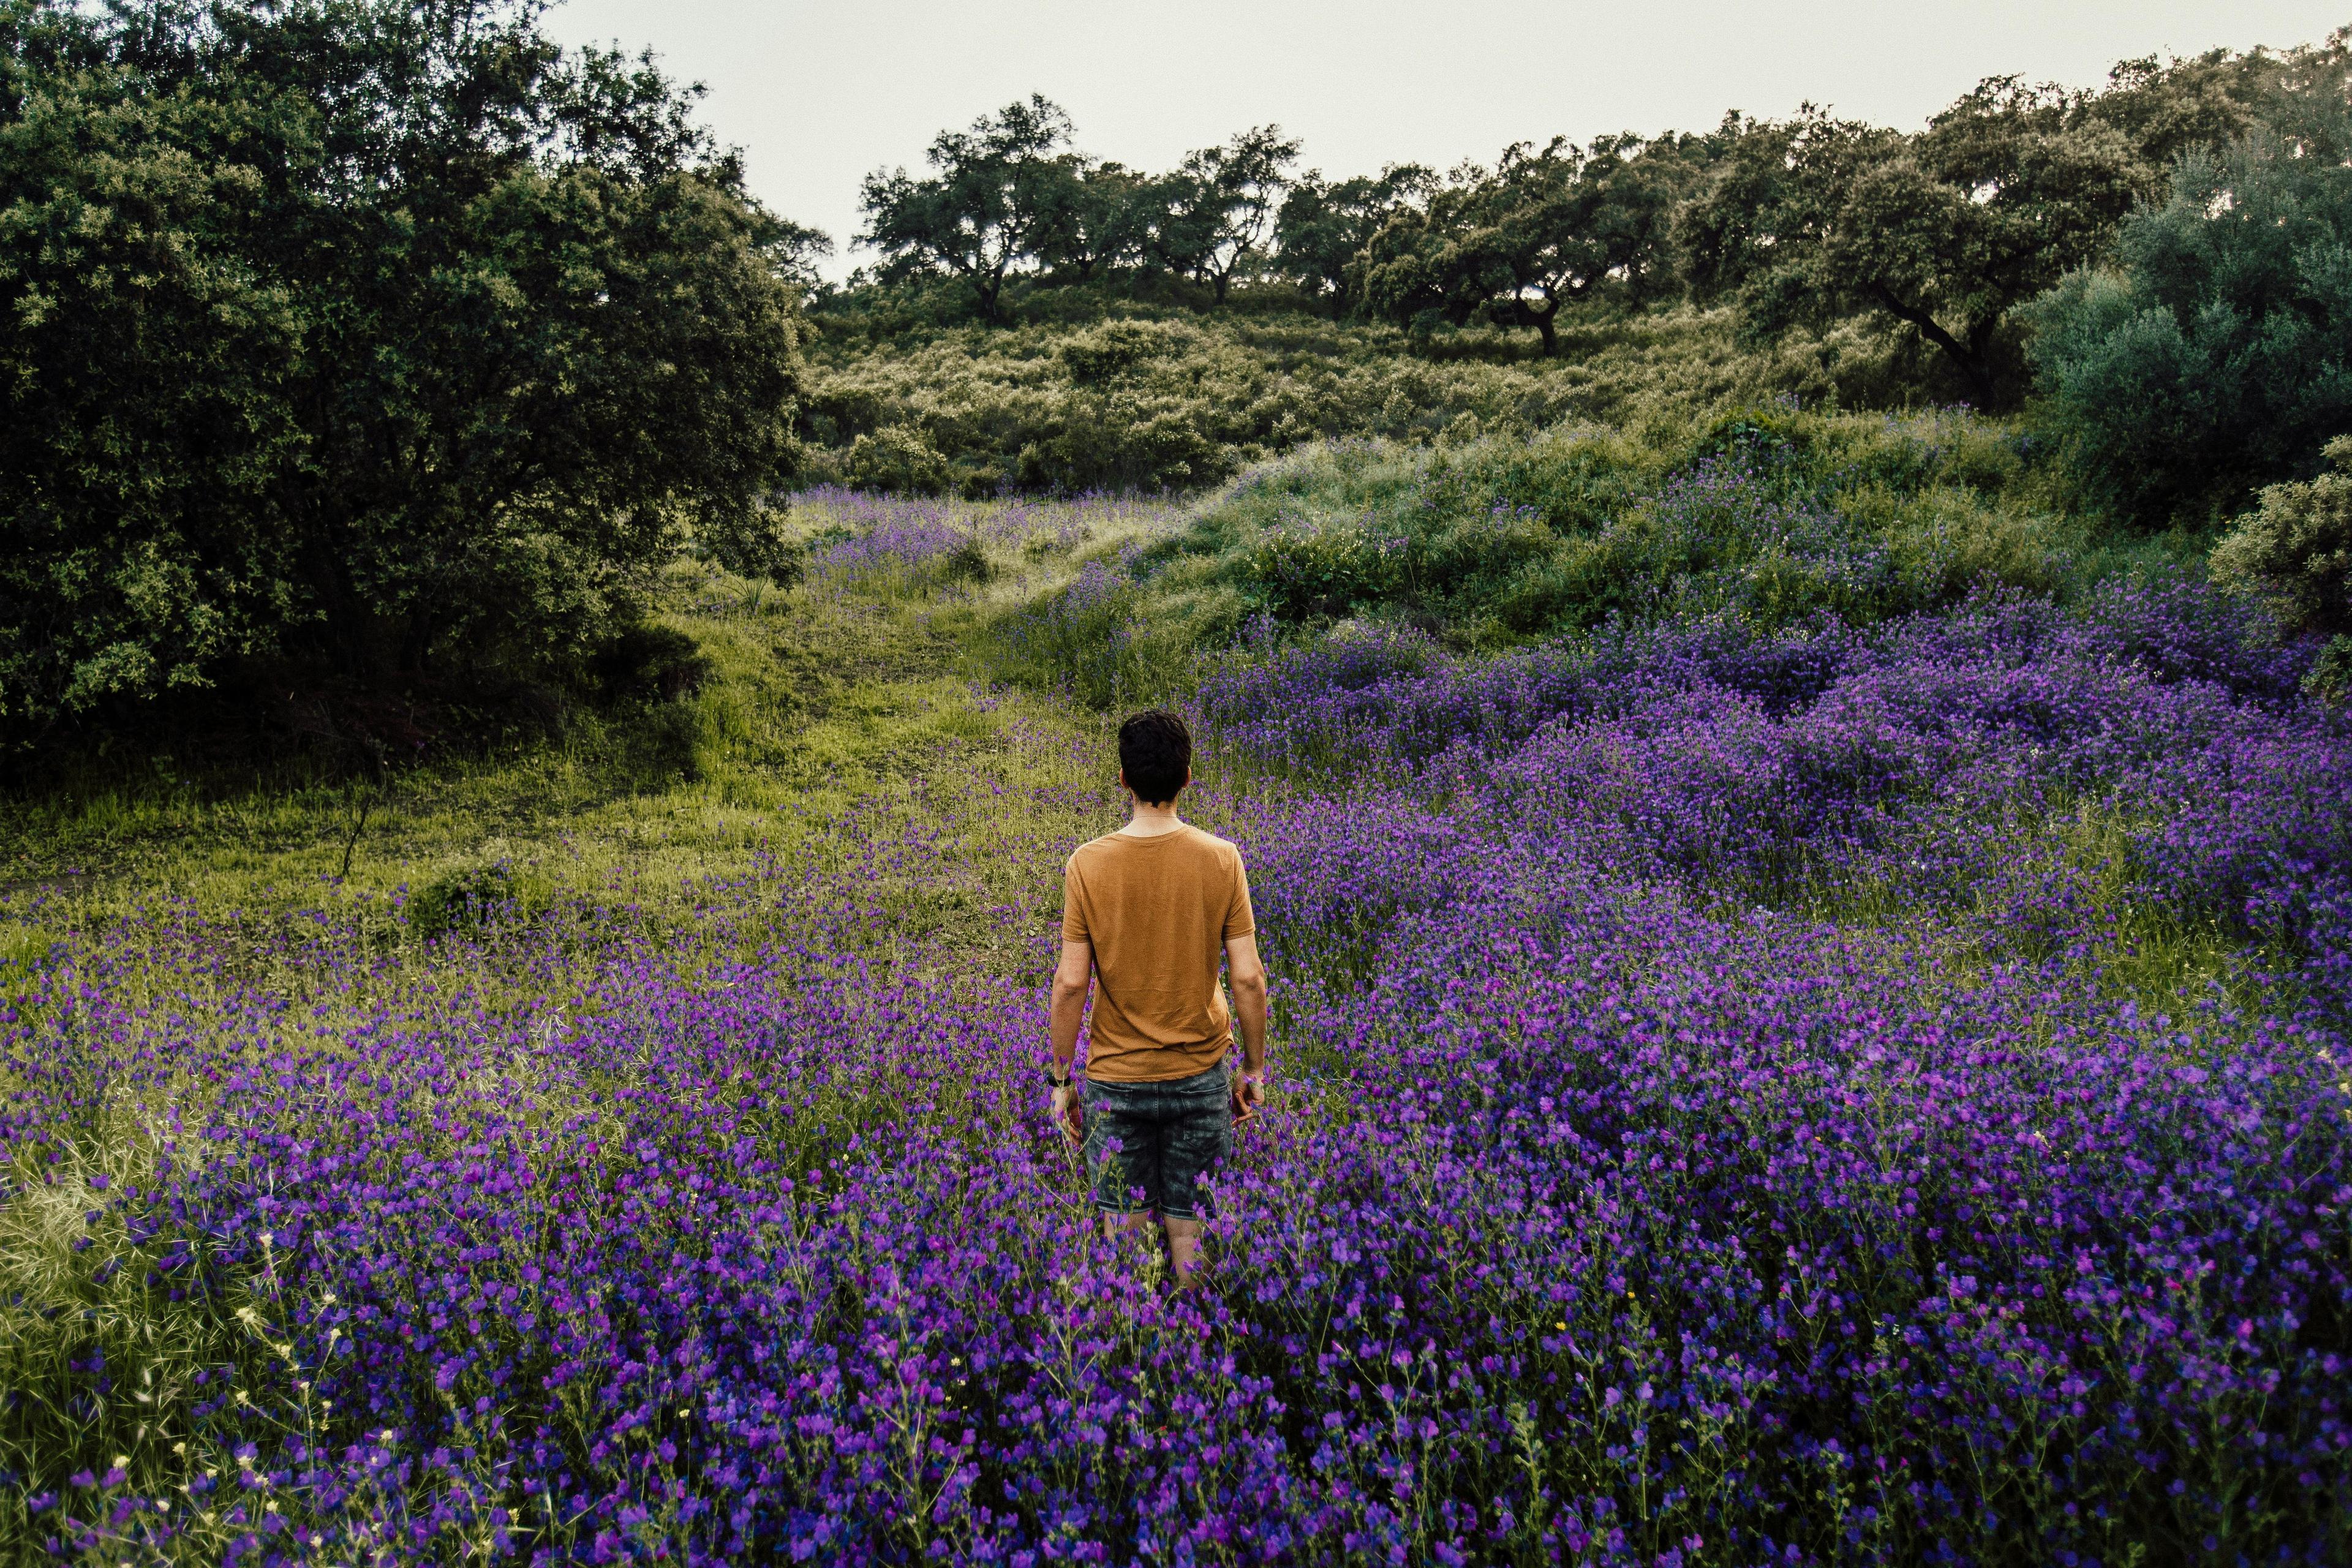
top-left (4, 4), bottom-right (2352, 1561)
top-left (981, 401), bottom-right (2164, 710)
top-left (5, 475), bottom-right (2346, 1562)
top-left (797, 306), bottom-right (1956, 498)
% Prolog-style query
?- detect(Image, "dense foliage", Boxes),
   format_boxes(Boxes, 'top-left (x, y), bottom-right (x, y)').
top-left (799, 309), bottom-right (1971, 499)
top-left (5, 486), bottom-right (2348, 1562)
top-left (1357, 133), bottom-right (1704, 356)
top-left (0, 0), bottom-right (806, 735)
top-left (2027, 91), bottom-right (2352, 526)
top-left (1678, 86), bottom-right (2141, 407)
top-left (2214, 437), bottom-right (2352, 696)
top-left (812, 34), bottom-right (2352, 524)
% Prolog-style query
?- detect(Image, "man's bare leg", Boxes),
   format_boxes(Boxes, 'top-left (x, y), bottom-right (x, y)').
top-left (1100, 1211), bottom-right (1200, 1286)
top-left (1163, 1216), bottom-right (1202, 1286)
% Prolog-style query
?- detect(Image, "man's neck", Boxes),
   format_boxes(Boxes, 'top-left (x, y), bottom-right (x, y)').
top-left (1118, 799), bottom-right (1185, 838)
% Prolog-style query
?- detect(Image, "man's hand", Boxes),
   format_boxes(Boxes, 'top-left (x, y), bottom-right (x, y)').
top-left (1232, 1072), bottom-right (1265, 1125)
top-left (1050, 1082), bottom-right (1083, 1145)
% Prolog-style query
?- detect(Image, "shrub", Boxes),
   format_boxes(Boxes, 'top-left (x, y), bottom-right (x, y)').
top-left (2026, 124), bottom-right (2352, 526)
top-left (2212, 435), bottom-right (2352, 695)
top-left (799, 305), bottom-right (1937, 499)
top-left (843, 426), bottom-right (957, 496)
top-left (408, 862), bottom-right (518, 940)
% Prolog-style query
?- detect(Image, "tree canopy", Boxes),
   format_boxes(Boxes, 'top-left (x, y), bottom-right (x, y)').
top-left (0, 0), bottom-right (810, 735)
top-left (1273, 165), bottom-right (1433, 316)
top-left (1679, 86), bottom-right (2141, 407)
top-left (1358, 133), bottom-right (1706, 355)
top-left (1148, 126), bottom-right (1300, 304)
top-left (831, 40), bottom-right (2338, 428)
top-left (2027, 71), bottom-right (2352, 523)
top-left (858, 94), bottom-right (1072, 323)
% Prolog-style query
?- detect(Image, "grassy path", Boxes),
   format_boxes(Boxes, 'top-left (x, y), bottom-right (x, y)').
top-left (0, 535), bottom-right (1145, 987)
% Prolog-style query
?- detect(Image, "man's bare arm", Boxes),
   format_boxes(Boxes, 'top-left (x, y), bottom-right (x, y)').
top-left (1049, 939), bottom-right (1092, 1074)
top-left (1047, 939), bottom-right (1092, 1140)
top-left (1226, 933), bottom-right (1267, 1078)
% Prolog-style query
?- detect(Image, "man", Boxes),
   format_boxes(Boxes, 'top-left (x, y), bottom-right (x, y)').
top-left (1048, 709), bottom-right (1268, 1286)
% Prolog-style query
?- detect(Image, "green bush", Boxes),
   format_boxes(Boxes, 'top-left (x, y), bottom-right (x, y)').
top-left (408, 862), bottom-right (518, 940)
top-left (2026, 123), bottom-right (2352, 527)
top-left (0, 0), bottom-right (807, 734)
top-left (843, 426), bottom-right (957, 495)
top-left (2212, 435), bottom-right (2352, 695)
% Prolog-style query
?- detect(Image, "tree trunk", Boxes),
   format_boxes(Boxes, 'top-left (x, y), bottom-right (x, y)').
top-left (1496, 295), bottom-right (1561, 355)
top-left (1866, 285), bottom-right (1997, 407)
top-left (302, 525), bottom-right (368, 682)
top-left (1524, 297), bottom-right (1561, 360)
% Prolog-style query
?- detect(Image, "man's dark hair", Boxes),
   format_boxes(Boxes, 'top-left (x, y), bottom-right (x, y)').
top-left (1118, 709), bottom-right (1191, 805)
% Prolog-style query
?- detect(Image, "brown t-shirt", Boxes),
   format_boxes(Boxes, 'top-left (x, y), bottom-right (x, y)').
top-left (1061, 825), bottom-right (1256, 1082)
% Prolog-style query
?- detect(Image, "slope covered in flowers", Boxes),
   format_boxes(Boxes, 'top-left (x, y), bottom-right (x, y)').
top-left (3, 477), bottom-right (2350, 1566)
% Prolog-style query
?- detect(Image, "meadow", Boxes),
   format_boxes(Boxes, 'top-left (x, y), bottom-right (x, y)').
top-left (3, 423), bottom-right (2350, 1566)
top-left (794, 303), bottom-right (1950, 500)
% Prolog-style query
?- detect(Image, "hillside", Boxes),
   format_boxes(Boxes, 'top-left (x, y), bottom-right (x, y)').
top-left (7, 470), bottom-right (2348, 1560)
top-left (794, 301), bottom-right (1975, 499)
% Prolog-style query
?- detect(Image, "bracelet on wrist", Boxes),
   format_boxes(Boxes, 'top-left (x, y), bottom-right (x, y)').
top-left (1047, 1065), bottom-right (1072, 1088)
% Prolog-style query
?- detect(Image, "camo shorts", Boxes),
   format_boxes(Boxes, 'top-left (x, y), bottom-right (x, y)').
top-left (1081, 1065), bottom-right (1232, 1221)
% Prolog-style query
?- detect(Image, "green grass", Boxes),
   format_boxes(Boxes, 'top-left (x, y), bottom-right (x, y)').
top-left (0, 555), bottom-right (1110, 956)
top-left (980, 400), bottom-right (2203, 703)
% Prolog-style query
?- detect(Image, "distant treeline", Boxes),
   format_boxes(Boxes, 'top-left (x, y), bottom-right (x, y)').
top-left (805, 34), bottom-right (2352, 533)
top-left (828, 39), bottom-right (2350, 411)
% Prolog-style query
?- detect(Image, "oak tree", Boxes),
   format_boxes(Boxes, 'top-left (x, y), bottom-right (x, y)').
top-left (1275, 164), bottom-right (1434, 317)
top-left (1033, 156), bottom-right (1152, 281)
top-left (1149, 126), bottom-right (1300, 304)
top-left (859, 94), bottom-right (1071, 321)
top-left (1359, 134), bottom-right (1699, 355)
top-left (1683, 84), bottom-right (2141, 407)
top-left (0, 0), bottom-right (810, 731)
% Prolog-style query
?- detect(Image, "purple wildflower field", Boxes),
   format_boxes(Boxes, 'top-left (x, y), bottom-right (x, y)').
top-left (5, 490), bottom-right (2351, 1566)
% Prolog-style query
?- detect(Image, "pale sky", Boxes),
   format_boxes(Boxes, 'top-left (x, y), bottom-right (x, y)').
top-left (544, 1), bottom-right (2350, 282)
